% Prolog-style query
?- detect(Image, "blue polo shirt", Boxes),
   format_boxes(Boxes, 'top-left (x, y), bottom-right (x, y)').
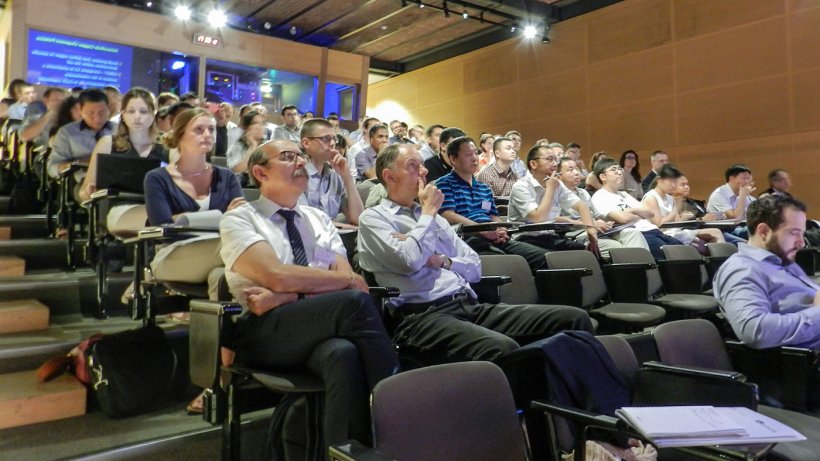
top-left (435, 171), bottom-right (497, 223)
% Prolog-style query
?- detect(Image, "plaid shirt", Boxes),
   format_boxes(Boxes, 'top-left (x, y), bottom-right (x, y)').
top-left (476, 162), bottom-right (519, 197)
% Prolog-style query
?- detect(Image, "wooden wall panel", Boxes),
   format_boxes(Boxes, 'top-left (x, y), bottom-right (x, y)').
top-left (588, 97), bottom-right (675, 152)
top-left (587, 0), bottom-right (671, 63)
top-left (367, 0), bottom-right (820, 210)
top-left (793, 67), bottom-right (820, 131)
top-left (788, 6), bottom-right (820, 71)
top-left (518, 68), bottom-right (587, 121)
top-left (675, 18), bottom-right (787, 93)
top-left (673, 0), bottom-right (784, 41)
top-left (587, 46), bottom-right (673, 107)
top-left (463, 44), bottom-right (517, 94)
top-left (417, 62), bottom-right (463, 105)
top-left (518, 18), bottom-right (587, 81)
top-left (677, 76), bottom-right (791, 145)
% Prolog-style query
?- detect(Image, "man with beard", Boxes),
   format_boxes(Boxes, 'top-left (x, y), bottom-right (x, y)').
top-left (714, 194), bottom-right (819, 350)
top-left (219, 139), bottom-right (399, 449)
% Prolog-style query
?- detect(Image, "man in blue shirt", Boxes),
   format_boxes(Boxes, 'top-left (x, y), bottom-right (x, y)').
top-left (435, 136), bottom-right (549, 271)
top-left (714, 194), bottom-right (819, 350)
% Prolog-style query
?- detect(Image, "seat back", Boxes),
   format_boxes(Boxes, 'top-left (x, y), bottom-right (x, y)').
top-left (652, 319), bottom-right (734, 370)
top-left (596, 335), bottom-right (640, 384)
top-left (479, 254), bottom-right (538, 304)
top-left (545, 250), bottom-right (605, 307)
top-left (372, 361), bottom-right (528, 461)
top-left (608, 247), bottom-right (662, 298)
top-left (706, 242), bottom-right (737, 258)
top-left (662, 244), bottom-right (709, 287)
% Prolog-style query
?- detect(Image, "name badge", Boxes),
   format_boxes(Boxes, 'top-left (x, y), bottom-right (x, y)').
top-left (313, 246), bottom-right (337, 268)
top-left (481, 200), bottom-right (492, 211)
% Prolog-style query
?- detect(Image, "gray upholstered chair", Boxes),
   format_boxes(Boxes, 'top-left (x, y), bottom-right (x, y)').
top-left (608, 247), bottom-right (718, 319)
top-left (540, 250), bottom-right (666, 333)
top-left (369, 361), bottom-right (529, 461)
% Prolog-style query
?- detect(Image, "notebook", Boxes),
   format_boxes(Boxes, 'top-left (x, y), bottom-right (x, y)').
top-left (96, 155), bottom-right (163, 194)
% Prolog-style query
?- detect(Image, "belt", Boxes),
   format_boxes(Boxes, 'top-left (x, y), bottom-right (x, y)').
top-left (398, 291), bottom-right (475, 316)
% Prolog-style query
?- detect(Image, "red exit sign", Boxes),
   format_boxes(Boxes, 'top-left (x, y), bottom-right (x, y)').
top-left (193, 34), bottom-right (220, 47)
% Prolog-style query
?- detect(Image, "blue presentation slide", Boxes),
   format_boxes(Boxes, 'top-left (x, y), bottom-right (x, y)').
top-left (27, 29), bottom-right (133, 90)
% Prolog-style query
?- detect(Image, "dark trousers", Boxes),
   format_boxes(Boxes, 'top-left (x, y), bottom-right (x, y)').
top-left (235, 290), bottom-right (399, 447)
top-left (641, 229), bottom-right (684, 261)
top-left (392, 297), bottom-right (593, 365)
top-left (464, 235), bottom-right (548, 271)
top-left (516, 232), bottom-right (586, 252)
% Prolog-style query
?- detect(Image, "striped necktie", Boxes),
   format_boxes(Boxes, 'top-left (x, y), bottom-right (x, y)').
top-left (277, 209), bottom-right (308, 266)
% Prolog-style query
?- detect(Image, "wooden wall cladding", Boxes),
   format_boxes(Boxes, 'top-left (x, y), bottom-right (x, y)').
top-left (368, 0), bottom-right (820, 209)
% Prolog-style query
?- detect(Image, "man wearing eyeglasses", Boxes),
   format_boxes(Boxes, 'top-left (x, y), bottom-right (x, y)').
top-left (299, 118), bottom-right (364, 225)
top-left (508, 144), bottom-right (594, 254)
top-left (591, 158), bottom-right (682, 261)
top-left (219, 138), bottom-right (400, 451)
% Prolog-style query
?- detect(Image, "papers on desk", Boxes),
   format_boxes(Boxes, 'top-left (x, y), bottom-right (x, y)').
top-left (615, 406), bottom-right (806, 448)
top-left (174, 209), bottom-right (222, 229)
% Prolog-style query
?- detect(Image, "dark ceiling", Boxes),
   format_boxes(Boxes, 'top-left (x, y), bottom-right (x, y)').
top-left (93, 0), bottom-right (620, 74)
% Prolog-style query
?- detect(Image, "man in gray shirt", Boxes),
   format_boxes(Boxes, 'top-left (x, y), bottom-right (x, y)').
top-left (357, 143), bottom-right (592, 365)
top-left (271, 104), bottom-right (301, 143)
top-left (47, 88), bottom-right (114, 179)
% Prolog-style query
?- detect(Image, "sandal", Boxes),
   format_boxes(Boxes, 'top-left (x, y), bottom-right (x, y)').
top-left (186, 391), bottom-right (205, 415)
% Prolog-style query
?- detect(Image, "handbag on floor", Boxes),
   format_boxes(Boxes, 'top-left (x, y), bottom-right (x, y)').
top-left (87, 324), bottom-right (186, 417)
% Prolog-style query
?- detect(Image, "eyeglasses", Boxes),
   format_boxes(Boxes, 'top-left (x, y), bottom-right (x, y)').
top-left (625, 155), bottom-right (637, 160)
top-left (274, 151), bottom-right (308, 163)
top-left (534, 156), bottom-right (558, 162)
top-left (307, 135), bottom-right (336, 145)
top-left (606, 166), bottom-right (624, 174)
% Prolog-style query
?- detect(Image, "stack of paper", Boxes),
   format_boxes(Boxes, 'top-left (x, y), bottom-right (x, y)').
top-left (615, 406), bottom-right (806, 448)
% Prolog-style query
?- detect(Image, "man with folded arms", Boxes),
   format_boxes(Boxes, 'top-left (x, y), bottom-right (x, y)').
top-left (357, 143), bottom-right (592, 365)
top-left (591, 158), bottom-right (681, 261)
top-left (219, 139), bottom-right (399, 448)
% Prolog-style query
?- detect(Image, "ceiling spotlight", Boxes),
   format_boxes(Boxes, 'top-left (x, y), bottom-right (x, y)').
top-left (462, 11), bottom-right (469, 19)
top-left (523, 25), bottom-right (537, 39)
top-left (289, 26), bottom-right (298, 35)
top-left (174, 5), bottom-right (191, 21)
top-left (263, 22), bottom-right (272, 29)
top-left (510, 25), bottom-right (517, 33)
top-left (207, 9), bottom-right (228, 28)
top-left (146, 1), bottom-right (153, 6)
top-left (542, 36), bottom-right (550, 44)
top-left (419, 2), bottom-right (424, 7)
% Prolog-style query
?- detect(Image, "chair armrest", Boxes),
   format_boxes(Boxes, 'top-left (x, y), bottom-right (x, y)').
top-left (725, 341), bottom-right (818, 412)
top-left (632, 363), bottom-right (758, 410)
top-left (534, 268), bottom-right (591, 306)
top-left (138, 225), bottom-right (219, 242)
top-left (509, 222), bottom-right (580, 234)
top-left (641, 361), bottom-right (747, 381)
top-left (460, 221), bottom-right (524, 233)
top-left (189, 300), bottom-right (242, 390)
top-left (531, 400), bottom-right (626, 432)
top-left (657, 259), bottom-right (705, 294)
top-left (470, 275), bottom-right (512, 304)
top-left (602, 263), bottom-right (653, 303)
top-left (58, 161), bottom-right (88, 176)
top-left (368, 286), bottom-right (400, 298)
top-left (329, 440), bottom-right (395, 461)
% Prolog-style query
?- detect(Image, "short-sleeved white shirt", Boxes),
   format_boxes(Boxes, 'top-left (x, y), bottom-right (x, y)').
top-left (220, 196), bottom-right (346, 308)
top-left (706, 183), bottom-right (755, 214)
top-left (591, 189), bottom-right (657, 232)
top-left (508, 174), bottom-right (580, 223)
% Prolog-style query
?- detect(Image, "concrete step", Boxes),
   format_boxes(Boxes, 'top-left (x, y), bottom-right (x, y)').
top-left (0, 239), bottom-right (67, 270)
top-left (0, 255), bottom-right (25, 276)
top-left (0, 299), bottom-right (49, 334)
top-left (0, 215), bottom-right (51, 239)
top-left (0, 226), bottom-right (9, 240)
top-left (0, 370), bottom-right (86, 430)
top-left (0, 196), bottom-right (9, 214)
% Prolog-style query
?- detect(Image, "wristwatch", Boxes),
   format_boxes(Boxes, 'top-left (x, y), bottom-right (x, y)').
top-left (441, 255), bottom-right (452, 270)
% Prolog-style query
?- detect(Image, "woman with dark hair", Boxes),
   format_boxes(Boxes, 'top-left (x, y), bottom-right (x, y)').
top-left (48, 95), bottom-right (82, 140)
top-left (225, 110), bottom-right (265, 175)
top-left (478, 133), bottom-right (495, 169)
top-left (80, 87), bottom-right (168, 201)
top-left (643, 164), bottom-right (724, 252)
top-left (619, 150), bottom-right (643, 200)
top-left (584, 151), bottom-right (610, 193)
top-left (0, 78), bottom-right (29, 120)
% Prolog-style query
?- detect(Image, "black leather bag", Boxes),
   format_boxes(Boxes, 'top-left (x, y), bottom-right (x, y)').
top-left (87, 325), bottom-right (186, 417)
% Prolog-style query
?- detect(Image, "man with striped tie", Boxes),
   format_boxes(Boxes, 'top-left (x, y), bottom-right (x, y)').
top-left (218, 139), bottom-right (399, 450)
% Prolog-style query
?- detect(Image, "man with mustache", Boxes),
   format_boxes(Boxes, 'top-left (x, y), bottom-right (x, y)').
top-left (218, 139), bottom-right (399, 449)
top-left (714, 194), bottom-right (819, 350)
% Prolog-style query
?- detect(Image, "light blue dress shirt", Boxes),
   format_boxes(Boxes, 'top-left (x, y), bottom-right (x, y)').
top-left (713, 243), bottom-right (820, 349)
